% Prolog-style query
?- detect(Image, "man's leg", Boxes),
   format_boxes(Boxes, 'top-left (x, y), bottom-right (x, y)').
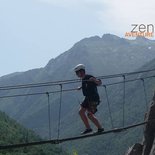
top-left (79, 106), bottom-right (91, 129)
top-left (87, 112), bottom-right (102, 129)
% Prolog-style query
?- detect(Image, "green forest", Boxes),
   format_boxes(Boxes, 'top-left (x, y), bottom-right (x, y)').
top-left (0, 111), bottom-right (68, 155)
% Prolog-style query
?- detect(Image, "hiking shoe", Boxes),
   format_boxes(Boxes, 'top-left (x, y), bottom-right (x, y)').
top-left (81, 128), bottom-right (93, 135)
top-left (97, 128), bottom-right (104, 133)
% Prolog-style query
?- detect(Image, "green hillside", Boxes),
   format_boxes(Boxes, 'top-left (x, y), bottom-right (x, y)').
top-left (0, 111), bottom-right (68, 155)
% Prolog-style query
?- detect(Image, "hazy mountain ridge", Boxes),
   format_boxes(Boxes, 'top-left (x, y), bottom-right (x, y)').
top-left (1, 34), bottom-right (155, 82)
top-left (44, 34), bottom-right (155, 80)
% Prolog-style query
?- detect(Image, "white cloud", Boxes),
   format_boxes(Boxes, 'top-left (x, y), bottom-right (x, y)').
top-left (97, 0), bottom-right (155, 36)
top-left (38, 0), bottom-right (105, 10)
top-left (38, 0), bottom-right (155, 37)
top-left (40, 0), bottom-right (155, 35)
top-left (38, 0), bottom-right (78, 8)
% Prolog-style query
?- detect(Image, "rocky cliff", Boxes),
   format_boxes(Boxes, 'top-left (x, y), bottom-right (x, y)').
top-left (125, 92), bottom-right (155, 155)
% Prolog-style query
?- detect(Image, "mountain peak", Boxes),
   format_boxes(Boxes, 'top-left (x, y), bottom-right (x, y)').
top-left (76, 35), bottom-right (101, 44)
top-left (102, 33), bottom-right (121, 40)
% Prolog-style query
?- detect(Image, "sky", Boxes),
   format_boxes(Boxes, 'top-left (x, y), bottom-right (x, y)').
top-left (0, 0), bottom-right (155, 76)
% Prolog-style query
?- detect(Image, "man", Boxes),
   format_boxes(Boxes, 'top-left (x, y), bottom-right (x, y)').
top-left (74, 64), bottom-right (104, 134)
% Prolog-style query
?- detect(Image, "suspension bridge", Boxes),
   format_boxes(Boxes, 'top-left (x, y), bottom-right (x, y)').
top-left (0, 68), bottom-right (155, 150)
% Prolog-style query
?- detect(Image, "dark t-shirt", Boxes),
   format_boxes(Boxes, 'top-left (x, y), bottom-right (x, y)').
top-left (82, 74), bottom-right (99, 101)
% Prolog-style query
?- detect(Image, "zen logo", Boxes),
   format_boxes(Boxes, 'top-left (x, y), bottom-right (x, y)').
top-left (131, 24), bottom-right (154, 33)
top-left (125, 24), bottom-right (154, 38)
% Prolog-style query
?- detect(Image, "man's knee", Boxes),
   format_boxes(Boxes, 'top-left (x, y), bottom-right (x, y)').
top-left (87, 112), bottom-right (93, 119)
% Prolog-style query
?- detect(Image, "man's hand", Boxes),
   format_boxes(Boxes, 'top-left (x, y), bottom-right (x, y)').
top-left (89, 77), bottom-right (102, 86)
top-left (77, 86), bottom-right (82, 90)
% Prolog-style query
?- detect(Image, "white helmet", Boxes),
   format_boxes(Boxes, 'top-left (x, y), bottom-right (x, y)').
top-left (74, 64), bottom-right (85, 72)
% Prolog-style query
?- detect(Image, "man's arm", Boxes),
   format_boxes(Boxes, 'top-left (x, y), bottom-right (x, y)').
top-left (89, 77), bottom-right (102, 86)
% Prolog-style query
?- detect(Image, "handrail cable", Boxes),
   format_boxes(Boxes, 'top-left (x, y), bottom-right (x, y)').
top-left (122, 75), bottom-right (126, 127)
top-left (0, 74), bottom-right (155, 100)
top-left (57, 84), bottom-right (63, 139)
top-left (103, 85), bottom-right (114, 129)
top-left (141, 78), bottom-right (148, 110)
top-left (105, 75), bottom-right (155, 87)
top-left (0, 68), bottom-right (155, 91)
top-left (46, 92), bottom-right (52, 140)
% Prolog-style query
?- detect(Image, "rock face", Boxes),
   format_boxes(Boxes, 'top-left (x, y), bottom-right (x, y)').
top-left (125, 92), bottom-right (155, 155)
top-left (125, 143), bottom-right (143, 155)
top-left (150, 146), bottom-right (155, 155)
top-left (143, 96), bottom-right (155, 155)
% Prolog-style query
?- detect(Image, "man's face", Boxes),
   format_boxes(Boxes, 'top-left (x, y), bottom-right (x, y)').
top-left (76, 70), bottom-right (82, 78)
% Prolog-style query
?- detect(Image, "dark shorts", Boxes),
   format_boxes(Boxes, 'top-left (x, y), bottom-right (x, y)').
top-left (81, 97), bottom-right (100, 114)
